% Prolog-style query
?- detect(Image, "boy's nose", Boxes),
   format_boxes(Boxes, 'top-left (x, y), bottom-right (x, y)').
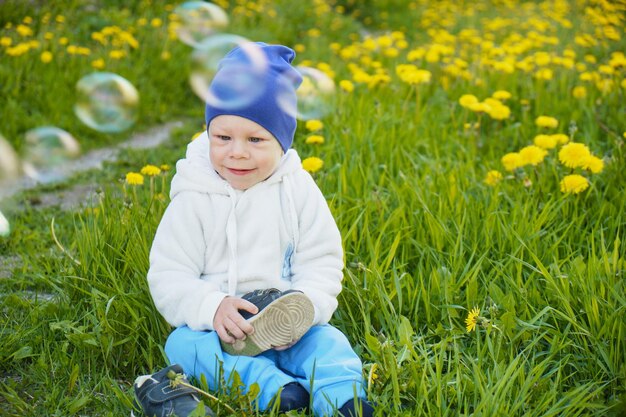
top-left (230, 140), bottom-right (248, 158)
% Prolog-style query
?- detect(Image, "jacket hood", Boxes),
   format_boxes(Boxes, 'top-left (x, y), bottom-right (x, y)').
top-left (170, 130), bottom-right (302, 199)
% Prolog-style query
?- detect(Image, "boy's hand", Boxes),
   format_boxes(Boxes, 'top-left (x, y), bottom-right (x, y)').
top-left (213, 296), bottom-right (258, 344)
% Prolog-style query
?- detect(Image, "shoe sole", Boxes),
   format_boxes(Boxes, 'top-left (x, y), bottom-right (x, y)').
top-left (222, 292), bottom-right (314, 356)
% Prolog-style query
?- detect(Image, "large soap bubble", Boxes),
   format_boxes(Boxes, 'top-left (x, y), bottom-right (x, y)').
top-left (0, 209), bottom-right (9, 237)
top-left (190, 35), bottom-right (268, 110)
top-left (21, 126), bottom-right (80, 179)
top-left (174, 1), bottom-right (229, 48)
top-left (278, 66), bottom-right (336, 120)
top-left (74, 72), bottom-right (139, 133)
top-left (0, 134), bottom-right (20, 184)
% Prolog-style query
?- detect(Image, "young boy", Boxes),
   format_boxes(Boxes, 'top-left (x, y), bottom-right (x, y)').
top-left (133, 43), bottom-right (375, 417)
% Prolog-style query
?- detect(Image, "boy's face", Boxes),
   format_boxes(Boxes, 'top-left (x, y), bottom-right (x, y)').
top-left (209, 115), bottom-right (284, 190)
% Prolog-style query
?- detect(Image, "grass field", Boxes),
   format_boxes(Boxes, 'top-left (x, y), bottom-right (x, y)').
top-left (1, 0), bottom-right (625, 415)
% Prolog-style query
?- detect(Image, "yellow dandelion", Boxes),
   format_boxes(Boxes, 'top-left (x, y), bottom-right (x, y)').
top-left (584, 54), bottom-right (597, 64)
top-left (535, 116), bottom-right (559, 129)
top-left (501, 152), bottom-right (522, 171)
top-left (582, 155), bottom-right (604, 174)
top-left (560, 174), bottom-right (589, 194)
top-left (40, 51), bottom-right (53, 63)
top-left (559, 142), bottom-right (591, 168)
top-left (329, 42), bottom-right (341, 52)
top-left (151, 18), bottom-right (163, 27)
top-left (305, 135), bottom-right (325, 145)
top-left (84, 207), bottom-right (101, 217)
top-left (610, 52), bottom-right (626, 68)
top-left (91, 58), bottom-right (105, 69)
top-left (469, 102), bottom-right (491, 113)
top-left (533, 134), bottom-right (557, 149)
top-left (465, 307), bottom-right (480, 332)
top-left (459, 94), bottom-right (479, 108)
top-left (339, 79), bottom-right (354, 93)
top-left (16, 24), bottom-right (33, 37)
top-left (307, 28), bottom-right (321, 37)
top-left (370, 368), bottom-right (379, 382)
top-left (579, 71), bottom-right (595, 82)
top-left (302, 157), bottom-right (324, 173)
top-left (125, 172), bottom-right (144, 185)
top-left (109, 50), bottom-right (125, 59)
top-left (487, 104), bottom-right (511, 120)
top-left (492, 90), bottom-right (511, 100)
top-left (159, 164), bottom-right (171, 172)
top-left (305, 120), bottom-right (324, 132)
top-left (396, 64), bottom-right (431, 84)
top-left (141, 164), bottom-right (161, 176)
top-left (484, 170), bottom-right (503, 186)
top-left (599, 65), bottom-right (614, 75)
top-left (572, 86), bottom-right (587, 99)
top-left (534, 68), bottom-right (553, 80)
top-left (6, 43), bottom-right (30, 57)
top-left (384, 47), bottom-right (399, 58)
top-left (367, 363), bottom-right (379, 387)
top-left (519, 145), bottom-right (547, 166)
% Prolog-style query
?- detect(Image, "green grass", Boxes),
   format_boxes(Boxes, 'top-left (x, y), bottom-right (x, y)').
top-left (1, 0), bottom-right (625, 415)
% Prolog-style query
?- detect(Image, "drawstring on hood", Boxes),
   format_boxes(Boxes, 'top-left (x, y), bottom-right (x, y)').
top-left (282, 176), bottom-right (300, 250)
top-left (225, 184), bottom-right (239, 296)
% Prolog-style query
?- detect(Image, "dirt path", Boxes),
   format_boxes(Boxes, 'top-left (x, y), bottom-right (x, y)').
top-left (0, 121), bottom-right (183, 204)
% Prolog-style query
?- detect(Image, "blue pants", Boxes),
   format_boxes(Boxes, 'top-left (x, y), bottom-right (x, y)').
top-left (165, 324), bottom-right (366, 416)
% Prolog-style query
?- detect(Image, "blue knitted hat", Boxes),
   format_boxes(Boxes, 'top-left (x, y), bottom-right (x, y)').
top-left (205, 42), bottom-right (302, 152)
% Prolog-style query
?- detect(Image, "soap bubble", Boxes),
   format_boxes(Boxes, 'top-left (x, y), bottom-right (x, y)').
top-left (22, 127), bottom-right (80, 179)
top-left (174, 1), bottom-right (229, 48)
top-left (0, 209), bottom-right (9, 237)
top-left (190, 35), bottom-right (268, 110)
top-left (278, 66), bottom-right (336, 120)
top-left (0, 134), bottom-right (20, 184)
top-left (74, 72), bottom-right (139, 133)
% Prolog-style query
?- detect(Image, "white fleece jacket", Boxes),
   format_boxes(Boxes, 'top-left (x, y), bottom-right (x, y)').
top-left (147, 131), bottom-right (344, 331)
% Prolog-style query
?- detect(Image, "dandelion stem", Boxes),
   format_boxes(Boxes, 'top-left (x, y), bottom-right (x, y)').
top-left (415, 86), bottom-right (421, 121)
top-left (171, 379), bottom-right (236, 414)
top-left (50, 217), bottom-right (81, 265)
top-left (402, 87), bottom-right (413, 115)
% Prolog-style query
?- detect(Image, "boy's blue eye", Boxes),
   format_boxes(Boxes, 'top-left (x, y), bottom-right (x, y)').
top-left (217, 135), bottom-right (230, 141)
top-left (249, 137), bottom-right (263, 143)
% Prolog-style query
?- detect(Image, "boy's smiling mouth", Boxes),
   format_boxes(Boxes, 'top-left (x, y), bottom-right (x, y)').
top-left (228, 167), bottom-right (256, 175)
